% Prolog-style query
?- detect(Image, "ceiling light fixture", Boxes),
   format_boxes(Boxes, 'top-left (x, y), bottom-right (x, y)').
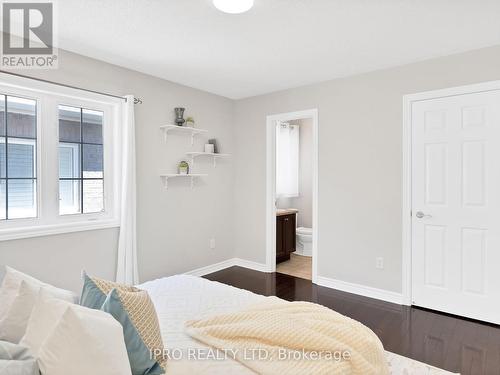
top-left (213, 0), bottom-right (254, 14)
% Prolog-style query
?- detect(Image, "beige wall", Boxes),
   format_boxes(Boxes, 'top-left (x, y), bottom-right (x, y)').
top-left (2, 44), bottom-right (500, 296)
top-left (0, 48), bottom-right (235, 292)
top-left (233, 45), bottom-right (500, 293)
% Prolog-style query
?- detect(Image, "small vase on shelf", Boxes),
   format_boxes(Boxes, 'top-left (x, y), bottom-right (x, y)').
top-left (174, 107), bottom-right (186, 127)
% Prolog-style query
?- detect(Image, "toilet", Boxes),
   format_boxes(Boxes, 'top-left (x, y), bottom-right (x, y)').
top-left (296, 227), bottom-right (313, 257)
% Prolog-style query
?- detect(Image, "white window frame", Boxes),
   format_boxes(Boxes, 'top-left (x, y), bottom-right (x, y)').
top-left (58, 142), bottom-right (80, 215)
top-left (0, 74), bottom-right (123, 241)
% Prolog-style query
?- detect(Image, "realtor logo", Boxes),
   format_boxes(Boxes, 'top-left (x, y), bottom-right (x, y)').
top-left (1, 1), bottom-right (58, 68)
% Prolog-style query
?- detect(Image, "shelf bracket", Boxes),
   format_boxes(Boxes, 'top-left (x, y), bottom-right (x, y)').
top-left (190, 176), bottom-right (194, 190)
top-left (162, 176), bottom-right (169, 189)
top-left (163, 130), bottom-right (168, 143)
top-left (213, 156), bottom-right (217, 168)
top-left (190, 133), bottom-right (195, 146)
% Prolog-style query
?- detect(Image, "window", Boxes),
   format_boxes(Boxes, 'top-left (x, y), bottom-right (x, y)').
top-left (58, 106), bottom-right (104, 215)
top-left (276, 122), bottom-right (299, 197)
top-left (0, 75), bottom-right (122, 240)
top-left (0, 95), bottom-right (37, 220)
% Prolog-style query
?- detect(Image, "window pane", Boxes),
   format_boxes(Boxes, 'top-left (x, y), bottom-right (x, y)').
top-left (59, 143), bottom-right (80, 178)
top-left (82, 109), bottom-right (103, 144)
top-left (7, 97), bottom-right (36, 139)
top-left (0, 137), bottom-right (5, 178)
top-left (8, 179), bottom-right (36, 219)
top-left (58, 105), bottom-right (105, 216)
top-left (2, 94), bottom-right (38, 221)
top-left (83, 144), bottom-right (103, 178)
top-left (0, 95), bottom-right (5, 136)
top-left (7, 138), bottom-right (36, 178)
top-left (59, 180), bottom-right (81, 215)
top-left (59, 105), bottom-right (81, 142)
top-left (83, 179), bottom-right (103, 213)
top-left (0, 179), bottom-right (5, 220)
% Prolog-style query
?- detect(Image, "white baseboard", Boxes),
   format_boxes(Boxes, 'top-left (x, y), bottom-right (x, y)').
top-left (315, 276), bottom-right (404, 305)
top-left (185, 258), bottom-right (270, 277)
top-left (233, 258), bottom-right (271, 273)
top-left (184, 259), bottom-right (237, 277)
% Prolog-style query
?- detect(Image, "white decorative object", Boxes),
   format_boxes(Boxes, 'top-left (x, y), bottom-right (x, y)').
top-left (276, 122), bottom-right (299, 197)
top-left (204, 143), bottom-right (215, 153)
top-left (159, 174), bottom-right (208, 190)
top-left (116, 95), bottom-right (139, 286)
top-left (186, 152), bottom-right (231, 168)
top-left (37, 304), bottom-right (132, 375)
top-left (160, 125), bottom-right (208, 145)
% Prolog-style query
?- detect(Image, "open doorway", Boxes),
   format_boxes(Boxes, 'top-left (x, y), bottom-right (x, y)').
top-left (266, 109), bottom-right (318, 282)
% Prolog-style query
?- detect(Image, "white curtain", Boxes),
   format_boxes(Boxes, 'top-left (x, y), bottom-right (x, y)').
top-left (276, 122), bottom-right (299, 198)
top-left (116, 95), bottom-right (139, 285)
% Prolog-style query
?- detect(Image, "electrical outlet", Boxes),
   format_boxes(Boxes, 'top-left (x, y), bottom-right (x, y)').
top-left (376, 257), bottom-right (384, 269)
top-left (209, 238), bottom-right (216, 249)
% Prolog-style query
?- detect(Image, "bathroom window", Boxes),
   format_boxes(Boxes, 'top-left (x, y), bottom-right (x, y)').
top-left (276, 122), bottom-right (299, 197)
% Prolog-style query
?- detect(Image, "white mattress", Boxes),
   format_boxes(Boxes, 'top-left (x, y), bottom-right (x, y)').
top-left (139, 275), bottom-right (456, 375)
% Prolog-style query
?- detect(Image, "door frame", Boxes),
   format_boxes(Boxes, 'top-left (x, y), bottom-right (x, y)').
top-left (266, 109), bottom-right (319, 283)
top-left (402, 80), bottom-right (500, 306)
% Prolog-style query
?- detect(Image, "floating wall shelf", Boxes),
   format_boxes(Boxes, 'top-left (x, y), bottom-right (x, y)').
top-left (159, 174), bottom-right (208, 190)
top-left (160, 125), bottom-right (208, 145)
top-left (186, 152), bottom-right (231, 167)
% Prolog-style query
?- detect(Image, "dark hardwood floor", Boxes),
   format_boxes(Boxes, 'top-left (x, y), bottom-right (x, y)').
top-left (205, 266), bottom-right (500, 375)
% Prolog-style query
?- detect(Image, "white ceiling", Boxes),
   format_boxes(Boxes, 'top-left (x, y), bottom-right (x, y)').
top-left (57, 0), bottom-right (500, 99)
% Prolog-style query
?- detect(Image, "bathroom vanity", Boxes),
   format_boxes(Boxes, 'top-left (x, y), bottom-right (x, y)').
top-left (276, 209), bottom-right (297, 263)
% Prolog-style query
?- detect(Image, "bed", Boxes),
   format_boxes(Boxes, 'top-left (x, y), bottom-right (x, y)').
top-left (139, 275), bottom-right (457, 375)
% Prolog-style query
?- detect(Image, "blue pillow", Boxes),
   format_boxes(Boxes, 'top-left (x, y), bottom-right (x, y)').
top-left (0, 341), bottom-right (39, 375)
top-left (101, 289), bottom-right (165, 375)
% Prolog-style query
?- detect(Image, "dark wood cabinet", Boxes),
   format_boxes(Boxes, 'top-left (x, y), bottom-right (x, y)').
top-left (276, 213), bottom-right (296, 263)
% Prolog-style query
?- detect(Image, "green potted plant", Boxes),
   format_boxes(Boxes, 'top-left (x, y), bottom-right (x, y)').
top-left (178, 160), bottom-right (189, 175)
top-left (185, 116), bottom-right (195, 128)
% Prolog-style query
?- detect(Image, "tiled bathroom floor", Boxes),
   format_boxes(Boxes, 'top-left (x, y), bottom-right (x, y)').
top-left (276, 253), bottom-right (312, 280)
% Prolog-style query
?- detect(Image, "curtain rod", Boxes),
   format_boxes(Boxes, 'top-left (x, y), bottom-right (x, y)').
top-left (0, 70), bottom-right (143, 104)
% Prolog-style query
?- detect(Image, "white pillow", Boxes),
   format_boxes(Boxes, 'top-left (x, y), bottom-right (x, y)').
top-left (0, 288), bottom-right (11, 322)
top-left (0, 280), bottom-right (38, 343)
top-left (38, 304), bottom-right (132, 375)
top-left (19, 290), bottom-right (72, 356)
top-left (0, 266), bottom-right (77, 321)
top-left (0, 279), bottom-right (77, 344)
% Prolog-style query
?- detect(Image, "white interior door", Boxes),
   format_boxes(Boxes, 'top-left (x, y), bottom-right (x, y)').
top-left (411, 89), bottom-right (500, 324)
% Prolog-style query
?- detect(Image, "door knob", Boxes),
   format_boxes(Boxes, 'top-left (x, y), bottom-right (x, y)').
top-left (415, 211), bottom-right (432, 219)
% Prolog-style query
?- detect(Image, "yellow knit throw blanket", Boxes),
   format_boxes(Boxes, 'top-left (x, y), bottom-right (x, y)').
top-left (185, 298), bottom-right (389, 375)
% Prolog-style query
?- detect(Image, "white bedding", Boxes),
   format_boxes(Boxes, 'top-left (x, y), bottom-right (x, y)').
top-left (139, 275), bottom-right (456, 375)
